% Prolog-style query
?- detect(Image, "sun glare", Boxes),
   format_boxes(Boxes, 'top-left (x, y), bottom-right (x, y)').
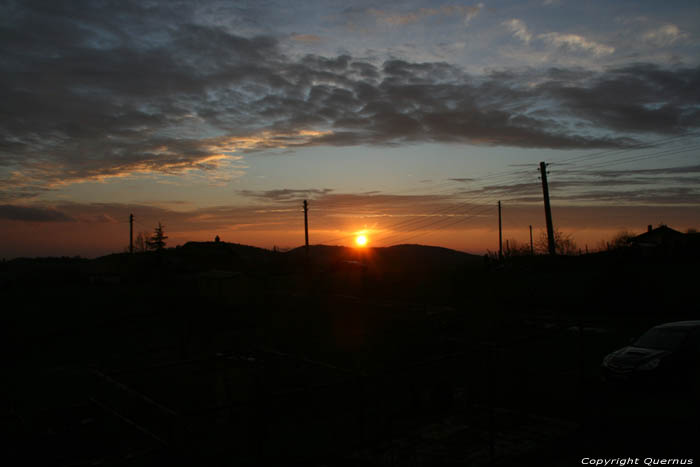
top-left (355, 235), bottom-right (368, 246)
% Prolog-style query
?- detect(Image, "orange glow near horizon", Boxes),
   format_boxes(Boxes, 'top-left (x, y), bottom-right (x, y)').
top-left (2, 208), bottom-right (698, 259)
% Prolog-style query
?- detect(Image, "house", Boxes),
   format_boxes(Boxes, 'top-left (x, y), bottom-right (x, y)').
top-left (629, 225), bottom-right (687, 257)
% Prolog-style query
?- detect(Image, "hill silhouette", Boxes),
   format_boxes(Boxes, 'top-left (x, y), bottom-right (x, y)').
top-left (284, 243), bottom-right (480, 272)
top-left (1, 242), bottom-right (480, 289)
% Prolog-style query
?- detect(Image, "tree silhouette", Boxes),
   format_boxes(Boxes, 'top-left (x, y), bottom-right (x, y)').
top-left (134, 231), bottom-right (150, 253)
top-left (608, 230), bottom-right (635, 250)
top-left (503, 238), bottom-right (532, 257)
top-left (535, 229), bottom-right (578, 255)
top-left (146, 222), bottom-right (168, 251)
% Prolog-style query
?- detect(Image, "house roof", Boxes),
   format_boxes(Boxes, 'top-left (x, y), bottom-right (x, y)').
top-left (632, 225), bottom-right (685, 245)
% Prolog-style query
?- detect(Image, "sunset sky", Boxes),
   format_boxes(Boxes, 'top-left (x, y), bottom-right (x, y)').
top-left (1, 0), bottom-right (699, 258)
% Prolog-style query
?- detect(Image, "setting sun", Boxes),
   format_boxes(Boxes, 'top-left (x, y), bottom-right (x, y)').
top-left (355, 235), bottom-right (368, 246)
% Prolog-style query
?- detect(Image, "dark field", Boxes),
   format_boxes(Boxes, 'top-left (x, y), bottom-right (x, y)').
top-left (2, 243), bottom-right (699, 466)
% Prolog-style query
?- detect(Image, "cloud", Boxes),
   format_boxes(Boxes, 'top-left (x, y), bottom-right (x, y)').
top-left (538, 32), bottom-right (615, 56)
top-left (2, 1), bottom-right (700, 200)
top-left (503, 18), bottom-right (532, 44)
top-left (643, 24), bottom-right (688, 47)
top-left (502, 20), bottom-right (615, 58)
top-left (617, 16), bottom-right (648, 25)
top-left (369, 4), bottom-right (483, 26)
top-left (464, 3), bottom-right (484, 25)
top-left (239, 188), bottom-right (334, 202)
top-left (0, 204), bottom-right (75, 222)
top-left (290, 34), bottom-right (322, 43)
top-left (448, 178), bottom-right (476, 182)
top-left (539, 63), bottom-right (700, 133)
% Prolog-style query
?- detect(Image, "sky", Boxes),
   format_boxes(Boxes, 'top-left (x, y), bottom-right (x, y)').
top-left (1, 0), bottom-right (699, 258)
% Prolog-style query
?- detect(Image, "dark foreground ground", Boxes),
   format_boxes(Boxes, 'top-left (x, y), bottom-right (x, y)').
top-left (2, 243), bottom-right (699, 466)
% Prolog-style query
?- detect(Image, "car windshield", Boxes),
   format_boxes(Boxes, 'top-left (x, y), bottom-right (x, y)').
top-left (634, 327), bottom-right (690, 351)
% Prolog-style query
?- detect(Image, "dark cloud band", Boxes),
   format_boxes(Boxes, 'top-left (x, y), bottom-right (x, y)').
top-left (0, 204), bottom-right (75, 222)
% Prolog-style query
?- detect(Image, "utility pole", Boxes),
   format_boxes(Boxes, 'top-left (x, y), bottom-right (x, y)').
top-left (129, 213), bottom-right (134, 254)
top-left (539, 162), bottom-right (556, 255)
top-left (529, 225), bottom-right (534, 255)
top-left (498, 201), bottom-right (503, 260)
top-left (303, 200), bottom-right (309, 258)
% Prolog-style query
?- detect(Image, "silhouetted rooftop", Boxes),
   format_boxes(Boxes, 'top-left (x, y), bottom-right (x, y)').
top-left (632, 225), bottom-right (684, 244)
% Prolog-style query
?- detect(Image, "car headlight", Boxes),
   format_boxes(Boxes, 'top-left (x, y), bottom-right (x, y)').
top-left (637, 358), bottom-right (660, 371)
top-left (602, 353), bottom-right (616, 365)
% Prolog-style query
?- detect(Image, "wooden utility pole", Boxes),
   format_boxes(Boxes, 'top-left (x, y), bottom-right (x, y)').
top-left (529, 225), bottom-right (534, 255)
top-left (303, 200), bottom-right (309, 257)
top-left (498, 201), bottom-right (503, 260)
top-left (129, 213), bottom-right (134, 254)
top-left (539, 162), bottom-right (556, 255)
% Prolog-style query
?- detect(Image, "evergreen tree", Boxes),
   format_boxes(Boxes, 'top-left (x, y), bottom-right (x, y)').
top-left (146, 222), bottom-right (168, 251)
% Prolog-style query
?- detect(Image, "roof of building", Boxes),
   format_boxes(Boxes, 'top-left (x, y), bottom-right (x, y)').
top-left (632, 225), bottom-right (685, 245)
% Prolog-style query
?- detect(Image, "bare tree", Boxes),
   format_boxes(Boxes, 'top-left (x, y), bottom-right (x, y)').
top-left (503, 238), bottom-right (532, 257)
top-left (535, 229), bottom-right (578, 255)
top-left (134, 231), bottom-right (150, 253)
top-left (607, 230), bottom-right (635, 250)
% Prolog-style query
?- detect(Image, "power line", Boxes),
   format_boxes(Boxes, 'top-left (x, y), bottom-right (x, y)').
top-left (378, 204), bottom-right (496, 247)
top-left (564, 144), bottom-right (700, 172)
top-left (314, 170), bottom-right (534, 246)
top-left (351, 188), bottom-right (518, 246)
top-left (373, 193), bottom-right (508, 247)
top-left (359, 172), bottom-right (529, 232)
top-left (361, 141), bottom-right (698, 247)
top-left (370, 182), bottom-right (525, 246)
top-left (308, 134), bottom-right (700, 248)
top-left (553, 130), bottom-right (700, 165)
